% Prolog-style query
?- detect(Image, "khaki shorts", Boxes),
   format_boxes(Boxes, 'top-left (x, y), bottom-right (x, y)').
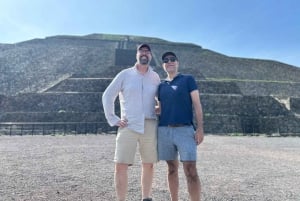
top-left (114, 119), bottom-right (157, 164)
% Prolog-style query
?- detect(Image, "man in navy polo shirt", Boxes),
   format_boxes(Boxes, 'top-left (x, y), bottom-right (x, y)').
top-left (157, 51), bottom-right (204, 201)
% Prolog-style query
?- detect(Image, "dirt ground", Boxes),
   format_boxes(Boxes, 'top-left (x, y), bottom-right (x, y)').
top-left (0, 134), bottom-right (299, 201)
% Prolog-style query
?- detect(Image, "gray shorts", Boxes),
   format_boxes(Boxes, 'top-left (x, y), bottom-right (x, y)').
top-left (158, 125), bottom-right (197, 161)
top-left (114, 119), bottom-right (158, 164)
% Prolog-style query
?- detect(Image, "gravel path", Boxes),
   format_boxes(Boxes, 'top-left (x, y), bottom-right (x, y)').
top-left (0, 134), bottom-right (299, 201)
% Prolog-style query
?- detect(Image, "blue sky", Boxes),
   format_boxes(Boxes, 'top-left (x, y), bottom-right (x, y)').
top-left (1, 0), bottom-right (299, 67)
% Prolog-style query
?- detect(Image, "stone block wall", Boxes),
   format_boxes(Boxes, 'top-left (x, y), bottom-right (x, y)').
top-left (290, 98), bottom-right (300, 114)
top-left (0, 93), bottom-right (103, 112)
top-left (1, 77), bottom-right (300, 135)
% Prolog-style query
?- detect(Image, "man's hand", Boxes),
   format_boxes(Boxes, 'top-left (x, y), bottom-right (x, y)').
top-left (195, 128), bottom-right (204, 145)
top-left (116, 119), bottom-right (128, 128)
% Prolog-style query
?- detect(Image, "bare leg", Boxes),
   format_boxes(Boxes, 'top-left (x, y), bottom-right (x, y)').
top-left (115, 163), bottom-right (129, 201)
top-left (141, 163), bottom-right (154, 199)
top-left (167, 160), bottom-right (179, 201)
top-left (183, 162), bottom-right (201, 201)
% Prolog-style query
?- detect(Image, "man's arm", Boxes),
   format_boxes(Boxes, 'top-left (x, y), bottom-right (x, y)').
top-left (190, 90), bottom-right (204, 145)
top-left (102, 76), bottom-right (122, 126)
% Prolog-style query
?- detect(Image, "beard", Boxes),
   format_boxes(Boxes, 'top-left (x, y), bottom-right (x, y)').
top-left (139, 56), bottom-right (149, 65)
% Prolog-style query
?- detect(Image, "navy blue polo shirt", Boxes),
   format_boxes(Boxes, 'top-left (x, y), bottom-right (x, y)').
top-left (158, 73), bottom-right (198, 126)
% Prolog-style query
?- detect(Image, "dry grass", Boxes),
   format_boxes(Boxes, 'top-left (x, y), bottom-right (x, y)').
top-left (0, 134), bottom-right (299, 201)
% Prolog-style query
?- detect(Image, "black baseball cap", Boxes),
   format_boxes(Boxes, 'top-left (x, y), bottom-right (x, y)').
top-left (137, 43), bottom-right (151, 52)
top-left (162, 52), bottom-right (177, 60)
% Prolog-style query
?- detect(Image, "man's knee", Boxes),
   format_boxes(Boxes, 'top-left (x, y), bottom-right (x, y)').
top-left (142, 163), bottom-right (154, 170)
top-left (115, 163), bottom-right (129, 173)
top-left (183, 163), bottom-right (198, 178)
top-left (167, 160), bottom-right (179, 175)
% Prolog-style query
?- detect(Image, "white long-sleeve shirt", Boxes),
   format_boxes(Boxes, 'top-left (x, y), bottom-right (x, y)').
top-left (102, 65), bottom-right (160, 134)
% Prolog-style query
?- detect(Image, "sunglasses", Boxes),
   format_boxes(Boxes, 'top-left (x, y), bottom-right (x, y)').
top-left (138, 49), bottom-right (151, 54)
top-left (163, 57), bottom-right (177, 63)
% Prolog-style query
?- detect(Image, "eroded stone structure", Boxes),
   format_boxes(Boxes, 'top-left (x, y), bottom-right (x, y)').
top-left (1, 34), bottom-right (300, 135)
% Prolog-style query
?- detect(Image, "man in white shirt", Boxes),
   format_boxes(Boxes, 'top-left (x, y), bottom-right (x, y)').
top-left (102, 44), bottom-right (160, 201)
